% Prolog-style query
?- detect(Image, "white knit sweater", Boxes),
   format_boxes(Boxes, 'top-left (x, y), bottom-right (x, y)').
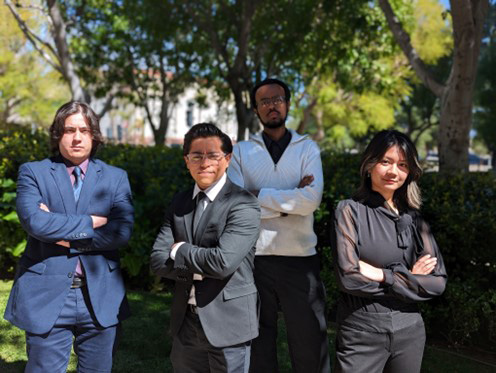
top-left (227, 129), bottom-right (324, 256)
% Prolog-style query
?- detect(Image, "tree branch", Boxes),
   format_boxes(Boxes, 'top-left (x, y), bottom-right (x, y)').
top-left (46, 0), bottom-right (86, 102)
top-left (378, 0), bottom-right (445, 98)
top-left (4, 0), bottom-right (62, 73)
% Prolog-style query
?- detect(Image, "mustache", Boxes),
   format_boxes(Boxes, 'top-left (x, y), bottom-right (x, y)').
top-left (268, 109), bottom-right (280, 115)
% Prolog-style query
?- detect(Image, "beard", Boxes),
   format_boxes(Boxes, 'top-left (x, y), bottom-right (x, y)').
top-left (257, 109), bottom-right (287, 129)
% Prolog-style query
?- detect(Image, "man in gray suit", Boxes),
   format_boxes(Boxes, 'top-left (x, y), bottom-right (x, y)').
top-left (151, 123), bottom-right (261, 373)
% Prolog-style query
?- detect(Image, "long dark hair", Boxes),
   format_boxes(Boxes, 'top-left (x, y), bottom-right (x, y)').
top-left (49, 101), bottom-right (103, 157)
top-left (353, 130), bottom-right (423, 210)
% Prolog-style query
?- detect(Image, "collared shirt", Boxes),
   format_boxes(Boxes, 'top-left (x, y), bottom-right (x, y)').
top-left (170, 173), bottom-right (228, 306)
top-left (262, 129), bottom-right (291, 164)
top-left (65, 158), bottom-right (89, 185)
top-left (192, 172), bottom-right (228, 208)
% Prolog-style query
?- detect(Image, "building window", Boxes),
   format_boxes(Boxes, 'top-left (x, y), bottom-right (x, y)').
top-left (186, 101), bottom-right (194, 127)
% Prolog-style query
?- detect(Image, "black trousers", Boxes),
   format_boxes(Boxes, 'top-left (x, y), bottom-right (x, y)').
top-left (250, 255), bottom-right (330, 373)
top-left (170, 309), bottom-right (251, 373)
top-left (334, 311), bottom-right (426, 373)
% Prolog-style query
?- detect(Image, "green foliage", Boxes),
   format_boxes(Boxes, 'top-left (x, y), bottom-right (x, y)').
top-left (0, 178), bottom-right (25, 277)
top-left (474, 2), bottom-right (496, 160)
top-left (1, 130), bottom-right (495, 347)
top-left (0, 4), bottom-right (69, 128)
top-left (318, 152), bottom-right (496, 348)
top-left (97, 144), bottom-right (191, 287)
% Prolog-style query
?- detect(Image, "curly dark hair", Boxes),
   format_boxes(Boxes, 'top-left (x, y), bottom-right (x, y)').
top-left (49, 101), bottom-right (103, 157)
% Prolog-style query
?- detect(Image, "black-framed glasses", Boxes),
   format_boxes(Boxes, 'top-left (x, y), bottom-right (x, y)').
top-left (186, 152), bottom-right (227, 164)
top-left (258, 96), bottom-right (286, 108)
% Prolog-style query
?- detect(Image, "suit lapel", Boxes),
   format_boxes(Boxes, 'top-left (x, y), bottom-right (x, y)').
top-left (181, 191), bottom-right (195, 243)
top-left (194, 179), bottom-right (233, 244)
top-left (76, 159), bottom-right (101, 214)
top-left (50, 158), bottom-right (75, 213)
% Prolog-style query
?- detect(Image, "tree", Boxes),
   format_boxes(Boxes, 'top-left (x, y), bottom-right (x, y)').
top-left (0, 3), bottom-right (68, 127)
top-left (4, 0), bottom-right (114, 116)
top-left (474, 1), bottom-right (496, 169)
top-left (181, 0), bottom-right (392, 140)
top-left (67, 0), bottom-right (197, 145)
top-left (379, 0), bottom-right (490, 173)
top-left (290, 3), bottom-right (414, 149)
top-left (394, 0), bottom-right (453, 149)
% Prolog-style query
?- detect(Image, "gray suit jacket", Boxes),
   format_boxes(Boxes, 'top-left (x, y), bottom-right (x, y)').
top-left (150, 177), bottom-right (261, 348)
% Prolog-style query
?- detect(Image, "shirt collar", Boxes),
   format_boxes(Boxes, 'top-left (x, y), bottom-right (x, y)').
top-left (262, 128), bottom-right (291, 149)
top-left (192, 173), bottom-right (227, 202)
top-left (64, 158), bottom-right (89, 176)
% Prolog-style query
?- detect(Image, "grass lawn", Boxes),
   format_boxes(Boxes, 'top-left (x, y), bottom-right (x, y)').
top-left (1, 279), bottom-right (495, 372)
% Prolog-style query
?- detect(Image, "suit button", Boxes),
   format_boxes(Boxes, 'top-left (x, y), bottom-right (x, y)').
top-left (68, 272), bottom-right (73, 278)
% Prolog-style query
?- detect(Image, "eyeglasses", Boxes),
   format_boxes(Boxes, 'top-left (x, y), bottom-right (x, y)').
top-left (186, 153), bottom-right (227, 164)
top-left (257, 96), bottom-right (286, 108)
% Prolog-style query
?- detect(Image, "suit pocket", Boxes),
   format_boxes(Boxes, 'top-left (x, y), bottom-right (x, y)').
top-left (106, 258), bottom-right (120, 272)
top-left (19, 257), bottom-right (46, 275)
top-left (223, 282), bottom-right (257, 301)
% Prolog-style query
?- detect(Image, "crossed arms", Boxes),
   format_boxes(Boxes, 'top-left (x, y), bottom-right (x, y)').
top-left (16, 163), bottom-right (134, 251)
top-left (150, 193), bottom-right (260, 280)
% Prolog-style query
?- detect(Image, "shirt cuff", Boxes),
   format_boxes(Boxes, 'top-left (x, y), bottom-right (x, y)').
top-left (170, 242), bottom-right (185, 260)
top-left (382, 269), bottom-right (394, 286)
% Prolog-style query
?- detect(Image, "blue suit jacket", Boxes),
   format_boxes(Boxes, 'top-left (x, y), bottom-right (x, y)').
top-left (4, 156), bottom-right (134, 334)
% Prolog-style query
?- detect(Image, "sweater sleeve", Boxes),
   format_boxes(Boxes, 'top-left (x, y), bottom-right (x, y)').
top-left (228, 143), bottom-right (281, 219)
top-left (258, 141), bottom-right (323, 216)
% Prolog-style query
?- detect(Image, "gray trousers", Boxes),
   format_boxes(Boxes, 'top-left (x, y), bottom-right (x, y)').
top-left (171, 309), bottom-right (251, 373)
top-left (334, 311), bottom-right (426, 373)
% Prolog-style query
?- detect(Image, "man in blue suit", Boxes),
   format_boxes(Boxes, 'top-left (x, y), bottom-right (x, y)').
top-left (4, 101), bottom-right (134, 373)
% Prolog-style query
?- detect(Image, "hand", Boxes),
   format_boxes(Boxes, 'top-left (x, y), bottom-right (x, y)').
top-left (91, 215), bottom-right (108, 229)
top-left (358, 260), bottom-right (385, 282)
top-left (56, 240), bottom-right (70, 248)
top-left (411, 254), bottom-right (437, 275)
top-left (298, 174), bottom-right (314, 188)
top-left (39, 203), bottom-right (49, 212)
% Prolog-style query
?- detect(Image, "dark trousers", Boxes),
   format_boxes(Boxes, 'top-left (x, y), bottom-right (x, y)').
top-left (250, 255), bottom-right (330, 373)
top-left (25, 287), bottom-right (119, 373)
top-left (171, 309), bottom-right (251, 373)
top-left (334, 313), bottom-right (426, 373)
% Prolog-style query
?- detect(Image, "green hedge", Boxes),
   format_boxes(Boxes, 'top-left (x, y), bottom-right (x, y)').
top-left (1, 128), bottom-right (495, 347)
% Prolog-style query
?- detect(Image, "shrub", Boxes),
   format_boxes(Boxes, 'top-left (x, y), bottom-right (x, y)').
top-left (1, 129), bottom-right (495, 347)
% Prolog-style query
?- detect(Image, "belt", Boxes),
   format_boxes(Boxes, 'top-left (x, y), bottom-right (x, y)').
top-left (188, 304), bottom-right (198, 315)
top-left (71, 276), bottom-right (86, 289)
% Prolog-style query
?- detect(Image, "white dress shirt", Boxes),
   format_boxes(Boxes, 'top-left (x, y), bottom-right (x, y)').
top-left (170, 173), bottom-right (228, 305)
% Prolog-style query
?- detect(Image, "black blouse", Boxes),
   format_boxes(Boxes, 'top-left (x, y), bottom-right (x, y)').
top-left (332, 194), bottom-right (447, 318)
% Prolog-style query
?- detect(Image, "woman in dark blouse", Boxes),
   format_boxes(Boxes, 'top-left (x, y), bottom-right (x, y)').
top-left (332, 130), bottom-right (447, 373)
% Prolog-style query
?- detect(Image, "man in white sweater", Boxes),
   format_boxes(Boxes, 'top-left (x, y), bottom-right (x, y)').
top-left (228, 78), bottom-right (330, 373)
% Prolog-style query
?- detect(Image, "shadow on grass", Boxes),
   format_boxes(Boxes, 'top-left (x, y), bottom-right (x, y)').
top-left (0, 359), bottom-right (25, 373)
top-left (0, 317), bottom-right (27, 373)
top-left (112, 290), bottom-right (173, 372)
top-left (2, 280), bottom-right (496, 373)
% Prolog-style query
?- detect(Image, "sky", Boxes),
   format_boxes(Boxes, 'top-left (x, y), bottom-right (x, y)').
top-left (439, 0), bottom-right (450, 9)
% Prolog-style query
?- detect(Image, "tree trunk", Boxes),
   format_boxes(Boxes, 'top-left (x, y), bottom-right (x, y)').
top-left (437, 0), bottom-right (488, 172)
top-left (232, 87), bottom-right (254, 141)
top-left (46, 0), bottom-right (86, 102)
top-left (379, 0), bottom-right (489, 173)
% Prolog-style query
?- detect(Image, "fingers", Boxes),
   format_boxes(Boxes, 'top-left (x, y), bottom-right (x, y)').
top-left (411, 254), bottom-right (438, 275)
top-left (39, 203), bottom-right (49, 212)
top-left (298, 174), bottom-right (314, 188)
